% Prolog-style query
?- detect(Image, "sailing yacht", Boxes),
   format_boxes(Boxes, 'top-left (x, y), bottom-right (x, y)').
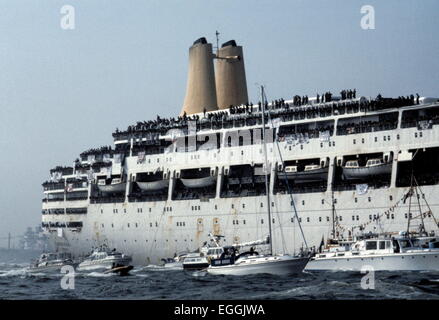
top-left (207, 86), bottom-right (310, 276)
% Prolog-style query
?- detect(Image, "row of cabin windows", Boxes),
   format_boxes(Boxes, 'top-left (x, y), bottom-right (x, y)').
top-left (318, 141), bottom-right (336, 148)
top-left (352, 134), bottom-right (400, 145)
top-left (290, 216), bottom-right (341, 223)
top-left (99, 194), bottom-right (393, 214)
top-left (232, 220), bottom-right (246, 225)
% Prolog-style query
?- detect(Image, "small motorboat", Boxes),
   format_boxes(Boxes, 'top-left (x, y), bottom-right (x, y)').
top-left (77, 246), bottom-right (132, 271)
top-left (27, 252), bottom-right (77, 273)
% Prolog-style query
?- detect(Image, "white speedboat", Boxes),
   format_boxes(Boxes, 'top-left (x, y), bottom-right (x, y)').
top-left (342, 158), bottom-right (392, 180)
top-left (28, 252), bottom-right (77, 273)
top-left (305, 232), bottom-right (439, 271)
top-left (77, 246), bottom-right (132, 271)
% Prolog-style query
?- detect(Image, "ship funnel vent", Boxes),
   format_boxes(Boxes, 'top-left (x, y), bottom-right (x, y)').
top-left (215, 40), bottom-right (248, 110)
top-left (180, 38), bottom-right (218, 116)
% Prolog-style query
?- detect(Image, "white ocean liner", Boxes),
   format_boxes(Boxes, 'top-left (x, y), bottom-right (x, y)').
top-left (41, 38), bottom-right (439, 266)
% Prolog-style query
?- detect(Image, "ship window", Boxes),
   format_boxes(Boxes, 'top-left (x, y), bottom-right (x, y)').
top-left (291, 217), bottom-right (294, 223)
top-left (353, 139), bottom-right (356, 145)
top-left (361, 138), bottom-right (365, 144)
top-left (101, 224), bottom-right (104, 228)
top-left (420, 132), bottom-right (423, 137)
top-left (332, 142), bottom-right (335, 146)
top-left (261, 219), bottom-right (264, 224)
top-left (374, 137), bottom-right (377, 142)
top-left (111, 224), bottom-right (114, 228)
top-left (306, 217), bottom-right (310, 223)
top-left (271, 202), bottom-right (274, 207)
top-left (366, 241), bottom-right (377, 250)
top-left (242, 204), bottom-right (245, 208)
top-left (300, 145), bottom-right (303, 150)
top-left (368, 197), bottom-right (371, 202)
top-left (319, 217), bottom-right (322, 222)
top-left (355, 198), bottom-right (358, 203)
top-left (379, 241), bottom-right (386, 249)
top-left (101, 209), bottom-right (103, 214)
top-left (321, 199), bottom-right (324, 204)
top-left (388, 135), bottom-right (391, 140)
top-left (384, 136), bottom-right (387, 141)
top-left (243, 220), bottom-right (246, 225)
top-left (389, 195), bottom-right (393, 201)
top-left (302, 200), bottom-right (305, 205)
top-left (339, 216), bottom-right (342, 221)
top-left (391, 214), bottom-right (394, 219)
top-left (127, 223), bottom-right (130, 228)
top-left (326, 216), bottom-right (330, 222)
top-left (369, 215), bottom-right (372, 220)
top-left (415, 132), bottom-right (418, 138)
top-left (215, 205), bottom-right (217, 210)
top-left (352, 216), bottom-right (355, 221)
top-left (260, 203), bottom-right (263, 208)
top-left (231, 204), bottom-right (234, 209)
top-left (320, 143), bottom-right (323, 148)
top-left (397, 134), bottom-right (400, 140)
top-left (149, 208), bottom-right (151, 212)
top-left (357, 215), bottom-right (359, 220)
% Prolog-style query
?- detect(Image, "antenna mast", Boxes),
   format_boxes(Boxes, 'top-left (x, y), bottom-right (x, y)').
top-left (261, 86), bottom-right (274, 255)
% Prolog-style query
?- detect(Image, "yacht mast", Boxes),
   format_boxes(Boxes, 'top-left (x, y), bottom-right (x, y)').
top-left (261, 85), bottom-right (274, 255)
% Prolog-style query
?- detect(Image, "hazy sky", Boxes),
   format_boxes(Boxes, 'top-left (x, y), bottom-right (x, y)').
top-left (0, 0), bottom-right (438, 246)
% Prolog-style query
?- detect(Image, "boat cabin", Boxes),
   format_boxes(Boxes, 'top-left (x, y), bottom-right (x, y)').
top-left (365, 158), bottom-right (384, 167)
top-left (344, 160), bottom-right (359, 168)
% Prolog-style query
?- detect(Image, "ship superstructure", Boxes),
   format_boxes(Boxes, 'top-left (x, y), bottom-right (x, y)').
top-left (41, 37), bottom-right (439, 265)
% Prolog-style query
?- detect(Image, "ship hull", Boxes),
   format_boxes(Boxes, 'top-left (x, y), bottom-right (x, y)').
top-left (43, 185), bottom-right (439, 266)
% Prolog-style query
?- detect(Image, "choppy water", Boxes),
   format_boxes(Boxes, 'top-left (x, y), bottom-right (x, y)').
top-left (0, 256), bottom-right (438, 299)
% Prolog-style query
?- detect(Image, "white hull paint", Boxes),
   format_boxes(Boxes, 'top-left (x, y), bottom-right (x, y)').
top-left (305, 251), bottom-right (439, 271)
top-left (207, 256), bottom-right (309, 276)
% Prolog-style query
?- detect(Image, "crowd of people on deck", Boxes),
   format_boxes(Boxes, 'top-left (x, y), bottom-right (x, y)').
top-left (110, 91), bottom-right (425, 141)
top-left (340, 89), bottom-right (356, 100)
